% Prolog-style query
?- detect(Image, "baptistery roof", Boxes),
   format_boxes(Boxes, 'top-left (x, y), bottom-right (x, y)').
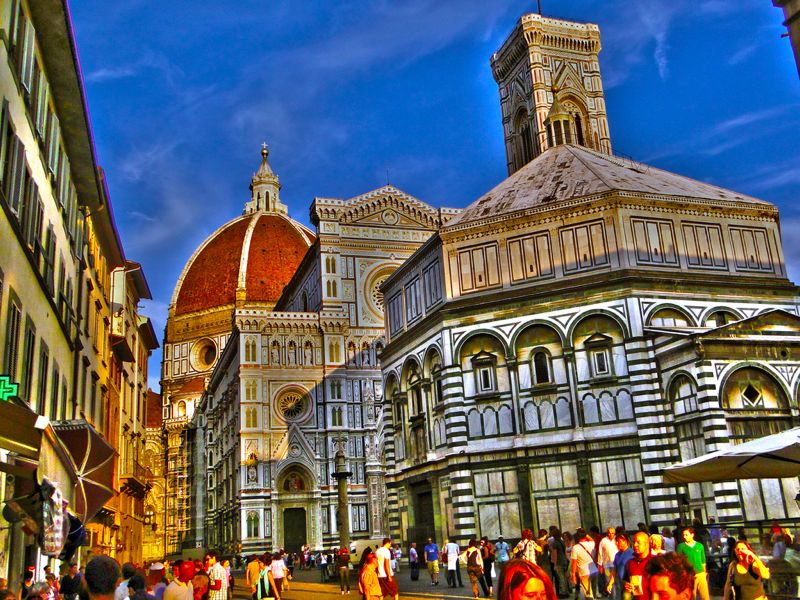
top-left (445, 144), bottom-right (771, 228)
top-left (171, 147), bottom-right (315, 316)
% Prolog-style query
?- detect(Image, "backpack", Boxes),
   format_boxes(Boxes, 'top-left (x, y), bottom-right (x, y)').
top-left (468, 548), bottom-right (480, 568)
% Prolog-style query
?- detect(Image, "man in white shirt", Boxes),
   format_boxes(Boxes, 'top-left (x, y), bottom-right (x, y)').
top-left (444, 539), bottom-right (463, 588)
top-left (598, 527), bottom-right (618, 597)
top-left (570, 528), bottom-right (597, 600)
top-left (164, 561), bottom-right (195, 600)
top-left (115, 564), bottom-right (136, 600)
top-left (376, 537), bottom-right (399, 600)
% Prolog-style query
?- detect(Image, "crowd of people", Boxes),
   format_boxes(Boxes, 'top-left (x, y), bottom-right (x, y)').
top-left (3, 517), bottom-right (785, 600)
top-left (4, 551), bottom-right (239, 600)
top-left (348, 519), bottom-right (774, 600)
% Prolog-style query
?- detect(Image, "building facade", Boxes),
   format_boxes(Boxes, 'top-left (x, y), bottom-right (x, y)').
top-left (143, 390), bottom-right (167, 562)
top-left (0, 0), bottom-right (158, 575)
top-left (379, 13), bottom-right (800, 547)
top-left (166, 145), bottom-right (455, 554)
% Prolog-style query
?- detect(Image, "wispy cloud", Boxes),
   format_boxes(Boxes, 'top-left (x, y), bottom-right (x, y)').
top-left (728, 41), bottom-right (760, 65)
top-left (601, 0), bottom-right (761, 88)
top-left (86, 65), bottom-right (139, 83)
top-left (643, 105), bottom-right (793, 162)
top-left (120, 140), bottom-right (181, 182)
top-left (86, 50), bottom-right (183, 85)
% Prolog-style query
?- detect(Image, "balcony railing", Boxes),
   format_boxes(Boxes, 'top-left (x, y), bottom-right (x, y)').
top-left (119, 458), bottom-right (152, 498)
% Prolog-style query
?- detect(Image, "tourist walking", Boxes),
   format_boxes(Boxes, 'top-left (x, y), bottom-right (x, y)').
top-left (205, 552), bottom-right (228, 600)
top-left (336, 547), bottom-right (351, 594)
top-left (423, 538), bottom-right (440, 586)
top-left (481, 537), bottom-right (495, 597)
top-left (605, 533), bottom-right (632, 600)
top-left (723, 540), bottom-right (770, 600)
top-left (461, 539), bottom-right (484, 600)
top-left (549, 527), bottom-right (571, 598)
top-left (662, 528), bottom-right (676, 553)
top-left (444, 539), bottom-right (463, 588)
top-left (598, 527), bottom-right (618, 597)
top-left (623, 532), bottom-right (651, 600)
top-left (245, 556), bottom-right (260, 600)
top-left (60, 564), bottom-right (81, 600)
top-left (495, 536), bottom-right (511, 571)
top-left (408, 542), bottom-right (419, 581)
top-left (256, 554), bottom-right (279, 600)
top-left (570, 528), bottom-right (598, 599)
top-left (358, 554), bottom-right (382, 600)
top-left (513, 529), bottom-right (542, 564)
top-left (270, 552), bottom-right (286, 597)
top-left (164, 561), bottom-right (194, 600)
top-left (376, 538), bottom-right (399, 600)
top-left (677, 527), bottom-right (709, 600)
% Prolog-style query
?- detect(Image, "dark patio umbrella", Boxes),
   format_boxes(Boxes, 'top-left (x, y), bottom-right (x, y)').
top-left (663, 426), bottom-right (800, 484)
top-left (51, 420), bottom-right (115, 520)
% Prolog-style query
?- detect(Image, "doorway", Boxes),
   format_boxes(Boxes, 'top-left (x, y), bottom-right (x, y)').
top-left (283, 507), bottom-right (307, 553)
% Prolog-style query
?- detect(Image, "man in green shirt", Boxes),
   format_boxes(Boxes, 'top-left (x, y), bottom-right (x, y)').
top-left (676, 527), bottom-right (709, 600)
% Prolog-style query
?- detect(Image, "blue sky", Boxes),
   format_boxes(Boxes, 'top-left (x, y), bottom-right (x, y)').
top-left (69, 1), bottom-right (800, 389)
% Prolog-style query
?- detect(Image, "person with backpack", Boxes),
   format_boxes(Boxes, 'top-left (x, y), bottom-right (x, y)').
top-left (570, 528), bottom-right (598, 599)
top-left (460, 539), bottom-right (484, 600)
top-left (513, 529), bottom-right (543, 564)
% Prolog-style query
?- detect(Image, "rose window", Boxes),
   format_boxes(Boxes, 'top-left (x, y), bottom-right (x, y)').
top-left (278, 392), bottom-right (306, 420)
top-left (371, 276), bottom-right (388, 313)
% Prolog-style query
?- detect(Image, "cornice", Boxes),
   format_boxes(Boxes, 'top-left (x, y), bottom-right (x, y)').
top-left (440, 192), bottom-right (778, 244)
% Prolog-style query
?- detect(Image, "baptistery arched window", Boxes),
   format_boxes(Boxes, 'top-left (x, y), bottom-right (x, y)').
top-left (532, 350), bottom-right (552, 385)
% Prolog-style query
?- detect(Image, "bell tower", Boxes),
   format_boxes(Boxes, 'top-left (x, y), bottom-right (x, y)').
top-left (490, 13), bottom-right (612, 174)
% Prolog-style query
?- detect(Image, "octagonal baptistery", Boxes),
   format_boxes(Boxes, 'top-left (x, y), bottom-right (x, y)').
top-left (161, 147), bottom-right (314, 428)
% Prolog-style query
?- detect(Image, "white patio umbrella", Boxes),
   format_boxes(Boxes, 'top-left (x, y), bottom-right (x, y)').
top-left (663, 426), bottom-right (800, 484)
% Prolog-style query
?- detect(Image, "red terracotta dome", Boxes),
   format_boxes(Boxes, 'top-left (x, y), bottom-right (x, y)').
top-left (173, 212), bottom-right (315, 316)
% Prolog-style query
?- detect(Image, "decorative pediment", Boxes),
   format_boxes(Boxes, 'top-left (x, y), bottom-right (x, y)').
top-left (339, 186), bottom-right (442, 229)
top-left (697, 309), bottom-right (800, 339)
top-left (272, 423), bottom-right (316, 460)
top-left (584, 332), bottom-right (613, 346)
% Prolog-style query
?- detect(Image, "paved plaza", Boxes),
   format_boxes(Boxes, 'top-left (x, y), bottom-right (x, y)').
top-left (233, 566), bottom-right (477, 600)
top-left (230, 564), bottom-right (727, 600)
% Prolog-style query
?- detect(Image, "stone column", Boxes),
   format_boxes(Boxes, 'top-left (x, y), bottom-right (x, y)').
top-left (332, 442), bottom-right (352, 549)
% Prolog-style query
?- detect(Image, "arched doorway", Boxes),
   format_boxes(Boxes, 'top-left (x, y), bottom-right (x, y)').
top-left (283, 507), bottom-right (307, 553)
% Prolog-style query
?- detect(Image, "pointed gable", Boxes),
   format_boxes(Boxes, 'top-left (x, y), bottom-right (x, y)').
top-left (696, 309), bottom-right (800, 339)
top-left (338, 185), bottom-right (443, 229)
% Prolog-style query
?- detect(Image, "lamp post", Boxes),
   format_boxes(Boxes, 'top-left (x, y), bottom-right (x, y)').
top-left (332, 440), bottom-right (352, 549)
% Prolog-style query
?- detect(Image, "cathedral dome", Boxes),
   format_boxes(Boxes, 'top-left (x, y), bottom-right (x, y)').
top-left (172, 146), bottom-right (315, 316)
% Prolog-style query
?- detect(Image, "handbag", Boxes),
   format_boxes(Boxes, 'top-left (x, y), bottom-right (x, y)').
top-left (578, 543), bottom-right (599, 576)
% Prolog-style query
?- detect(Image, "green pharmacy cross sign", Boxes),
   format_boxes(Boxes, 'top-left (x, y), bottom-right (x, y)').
top-left (0, 375), bottom-right (19, 401)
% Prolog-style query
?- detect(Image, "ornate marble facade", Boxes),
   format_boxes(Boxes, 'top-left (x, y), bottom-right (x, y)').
top-left (379, 15), bottom-right (800, 547)
top-left (188, 181), bottom-right (455, 553)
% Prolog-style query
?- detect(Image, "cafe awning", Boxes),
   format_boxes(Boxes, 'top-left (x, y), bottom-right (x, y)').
top-left (0, 398), bottom-right (48, 463)
top-left (51, 420), bottom-right (115, 521)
